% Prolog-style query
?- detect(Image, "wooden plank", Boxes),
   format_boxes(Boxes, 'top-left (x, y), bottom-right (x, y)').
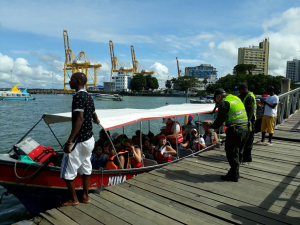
top-left (96, 191), bottom-right (180, 225)
top-left (58, 206), bottom-right (101, 225)
top-left (40, 208), bottom-right (79, 225)
top-left (149, 166), bottom-right (300, 217)
top-left (105, 184), bottom-right (209, 224)
top-left (129, 173), bottom-right (300, 225)
top-left (125, 177), bottom-right (261, 224)
top-left (88, 194), bottom-right (157, 225)
top-left (75, 202), bottom-right (128, 225)
top-left (121, 180), bottom-right (231, 225)
top-left (178, 159), bottom-right (299, 196)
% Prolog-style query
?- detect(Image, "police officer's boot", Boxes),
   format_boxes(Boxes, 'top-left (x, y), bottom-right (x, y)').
top-left (221, 169), bottom-right (238, 182)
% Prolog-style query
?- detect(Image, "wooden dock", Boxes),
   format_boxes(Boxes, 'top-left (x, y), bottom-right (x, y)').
top-left (24, 127), bottom-right (300, 225)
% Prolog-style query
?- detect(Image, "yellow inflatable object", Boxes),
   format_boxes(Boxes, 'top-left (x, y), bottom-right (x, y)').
top-left (184, 115), bottom-right (189, 125)
top-left (10, 84), bottom-right (21, 92)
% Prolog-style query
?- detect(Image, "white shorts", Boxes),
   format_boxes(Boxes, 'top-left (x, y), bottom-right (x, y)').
top-left (60, 136), bottom-right (94, 180)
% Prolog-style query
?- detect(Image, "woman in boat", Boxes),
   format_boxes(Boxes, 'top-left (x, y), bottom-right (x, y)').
top-left (203, 123), bottom-right (219, 148)
top-left (142, 137), bottom-right (155, 160)
top-left (95, 129), bottom-right (111, 149)
top-left (90, 146), bottom-right (108, 169)
top-left (105, 144), bottom-right (129, 170)
top-left (189, 129), bottom-right (206, 152)
top-left (153, 134), bottom-right (177, 164)
top-left (124, 139), bottom-right (143, 168)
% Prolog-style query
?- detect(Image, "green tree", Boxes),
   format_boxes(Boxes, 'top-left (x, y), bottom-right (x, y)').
top-left (172, 76), bottom-right (201, 91)
top-left (203, 78), bottom-right (208, 87)
top-left (145, 75), bottom-right (159, 90)
top-left (246, 64), bottom-right (256, 75)
top-left (165, 80), bottom-right (172, 89)
top-left (130, 74), bottom-right (146, 92)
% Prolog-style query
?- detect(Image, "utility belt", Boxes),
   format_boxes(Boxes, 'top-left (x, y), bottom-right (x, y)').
top-left (226, 122), bottom-right (248, 128)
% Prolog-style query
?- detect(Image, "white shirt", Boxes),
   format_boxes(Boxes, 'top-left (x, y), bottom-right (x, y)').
top-left (171, 123), bottom-right (180, 132)
top-left (264, 95), bottom-right (279, 117)
top-left (192, 136), bottom-right (205, 145)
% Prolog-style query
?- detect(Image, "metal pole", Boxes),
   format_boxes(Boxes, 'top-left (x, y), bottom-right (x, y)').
top-left (10, 70), bottom-right (12, 86)
top-left (174, 117), bottom-right (179, 159)
top-left (140, 121), bottom-right (144, 167)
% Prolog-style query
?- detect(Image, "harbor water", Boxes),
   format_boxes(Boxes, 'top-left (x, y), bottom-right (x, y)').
top-left (0, 95), bottom-right (212, 224)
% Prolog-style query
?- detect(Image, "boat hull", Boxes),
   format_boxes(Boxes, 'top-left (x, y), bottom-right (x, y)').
top-left (1, 97), bottom-right (35, 101)
top-left (0, 160), bottom-right (144, 214)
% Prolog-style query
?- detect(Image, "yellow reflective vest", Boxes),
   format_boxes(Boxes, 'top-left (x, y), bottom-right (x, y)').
top-left (223, 94), bottom-right (248, 126)
top-left (243, 92), bottom-right (257, 120)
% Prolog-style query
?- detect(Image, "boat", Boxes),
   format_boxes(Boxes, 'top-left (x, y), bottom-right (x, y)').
top-left (190, 98), bottom-right (214, 104)
top-left (0, 103), bottom-right (217, 214)
top-left (95, 94), bottom-right (123, 101)
top-left (0, 84), bottom-right (35, 101)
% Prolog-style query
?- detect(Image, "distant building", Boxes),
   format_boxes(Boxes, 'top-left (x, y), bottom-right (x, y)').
top-left (237, 38), bottom-right (270, 75)
top-left (103, 82), bottom-right (115, 92)
top-left (111, 72), bottom-right (132, 92)
top-left (286, 58), bottom-right (300, 82)
top-left (185, 64), bottom-right (217, 82)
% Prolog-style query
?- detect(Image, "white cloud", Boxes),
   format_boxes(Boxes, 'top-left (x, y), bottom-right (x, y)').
top-left (208, 42), bottom-right (215, 51)
top-left (216, 7), bottom-right (300, 76)
top-left (0, 53), bottom-right (64, 88)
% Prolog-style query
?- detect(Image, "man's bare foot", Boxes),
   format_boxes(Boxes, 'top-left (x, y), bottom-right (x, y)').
top-left (61, 199), bottom-right (79, 206)
top-left (79, 197), bottom-right (91, 204)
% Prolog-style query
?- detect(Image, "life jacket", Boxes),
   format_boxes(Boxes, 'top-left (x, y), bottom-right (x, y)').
top-left (165, 121), bottom-right (183, 144)
top-left (243, 91), bottom-right (257, 120)
top-left (154, 145), bottom-right (173, 164)
top-left (105, 151), bottom-right (129, 170)
top-left (28, 146), bottom-right (56, 166)
top-left (223, 94), bottom-right (248, 126)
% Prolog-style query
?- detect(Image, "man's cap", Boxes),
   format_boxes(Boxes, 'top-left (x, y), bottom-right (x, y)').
top-left (162, 118), bottom-right (169, 123)
top-left (157, 134), bottom-right (167, 139)
top-left (214, 88), bottom-right (226, 100)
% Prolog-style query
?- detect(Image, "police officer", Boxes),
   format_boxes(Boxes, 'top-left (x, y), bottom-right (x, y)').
top-left (238, 84), bottom-right (256, 162)
top-left (207, 88), bottom-right (248, 182)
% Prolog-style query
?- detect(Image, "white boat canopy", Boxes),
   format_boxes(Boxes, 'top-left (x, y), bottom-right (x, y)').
top-left (43, 103), bottom-right (216, 130)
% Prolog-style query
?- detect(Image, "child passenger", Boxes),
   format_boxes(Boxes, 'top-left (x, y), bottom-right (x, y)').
top-left (90, 146), bottom-right (108, 169)
top-left (203, 122), bottom-right (218, 147)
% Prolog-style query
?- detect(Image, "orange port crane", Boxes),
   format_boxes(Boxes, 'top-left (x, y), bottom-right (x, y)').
top-left (63, 30), bottom-right (102, 90)
top-left (131, 45), bottom-right (155, 76)
top-left (109, 40), bottom-right (133, 76)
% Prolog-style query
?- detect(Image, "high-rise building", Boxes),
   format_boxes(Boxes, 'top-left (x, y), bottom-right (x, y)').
top-left (286, 59), bottom-right (300, 82)
top-left (237, 38), bottom-right (270, 75)
top-left (111, 72), bottom-right (132, 92)
top-left (185, 64), bottom-right (217, 83)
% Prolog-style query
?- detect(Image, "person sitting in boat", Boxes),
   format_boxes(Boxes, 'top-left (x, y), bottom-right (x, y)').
top-left (90, 146), bottom-right (108, 169)
top-left (124, 139), bottom-right (143, 168)
top-left (142, 137), bottom-right (155, 160)
top-left (180, 127), bottom-right (189, 149)
top-left (132, 135), bottom-right (141, 148)
top-left (163, 118), bottom-right (183, 154)
top-left (153, 134), bottom-right (177, 164)
top-left (95, 129), bottom-right (111, 149)
top-left (147, 130), bottom-right (156, 145)
top-left (203, 122), bottom-right (218, 148)
top-left (135, 130), bottom-right (146, 139)
top-left (189, 129), bottom-right (206, 152)
top-left (105, 144), bottom-right (129, 170)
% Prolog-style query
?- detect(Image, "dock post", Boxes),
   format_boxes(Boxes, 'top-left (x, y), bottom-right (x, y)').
top-left (281, 78), bottom-right (290, 118)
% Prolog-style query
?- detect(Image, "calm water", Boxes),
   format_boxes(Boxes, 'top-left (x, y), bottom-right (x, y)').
top-left (0, 94), bottom-right (211, 224)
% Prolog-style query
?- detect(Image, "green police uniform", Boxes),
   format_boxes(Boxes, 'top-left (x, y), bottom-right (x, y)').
top-left (211, 94), bottom-right (248, 181)
top-left (240, 92), bottom-right (256, 162)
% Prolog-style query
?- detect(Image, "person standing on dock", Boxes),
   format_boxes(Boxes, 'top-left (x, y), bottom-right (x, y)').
top-left (238, 84), bottom-right (256, 162)
top-left (60, 72), bottom-right (100, 206)
top-left (207, 88), bottom-right (248, 182)
top-left (257, 86), bottom-right (279, 146)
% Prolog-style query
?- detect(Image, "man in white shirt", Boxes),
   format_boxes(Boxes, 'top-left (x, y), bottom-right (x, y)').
top-left (257, 86), bottom-right (279, 146)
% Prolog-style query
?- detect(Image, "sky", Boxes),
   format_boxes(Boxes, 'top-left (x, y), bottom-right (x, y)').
top-left (1, 0), bottom-right (300, 89)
